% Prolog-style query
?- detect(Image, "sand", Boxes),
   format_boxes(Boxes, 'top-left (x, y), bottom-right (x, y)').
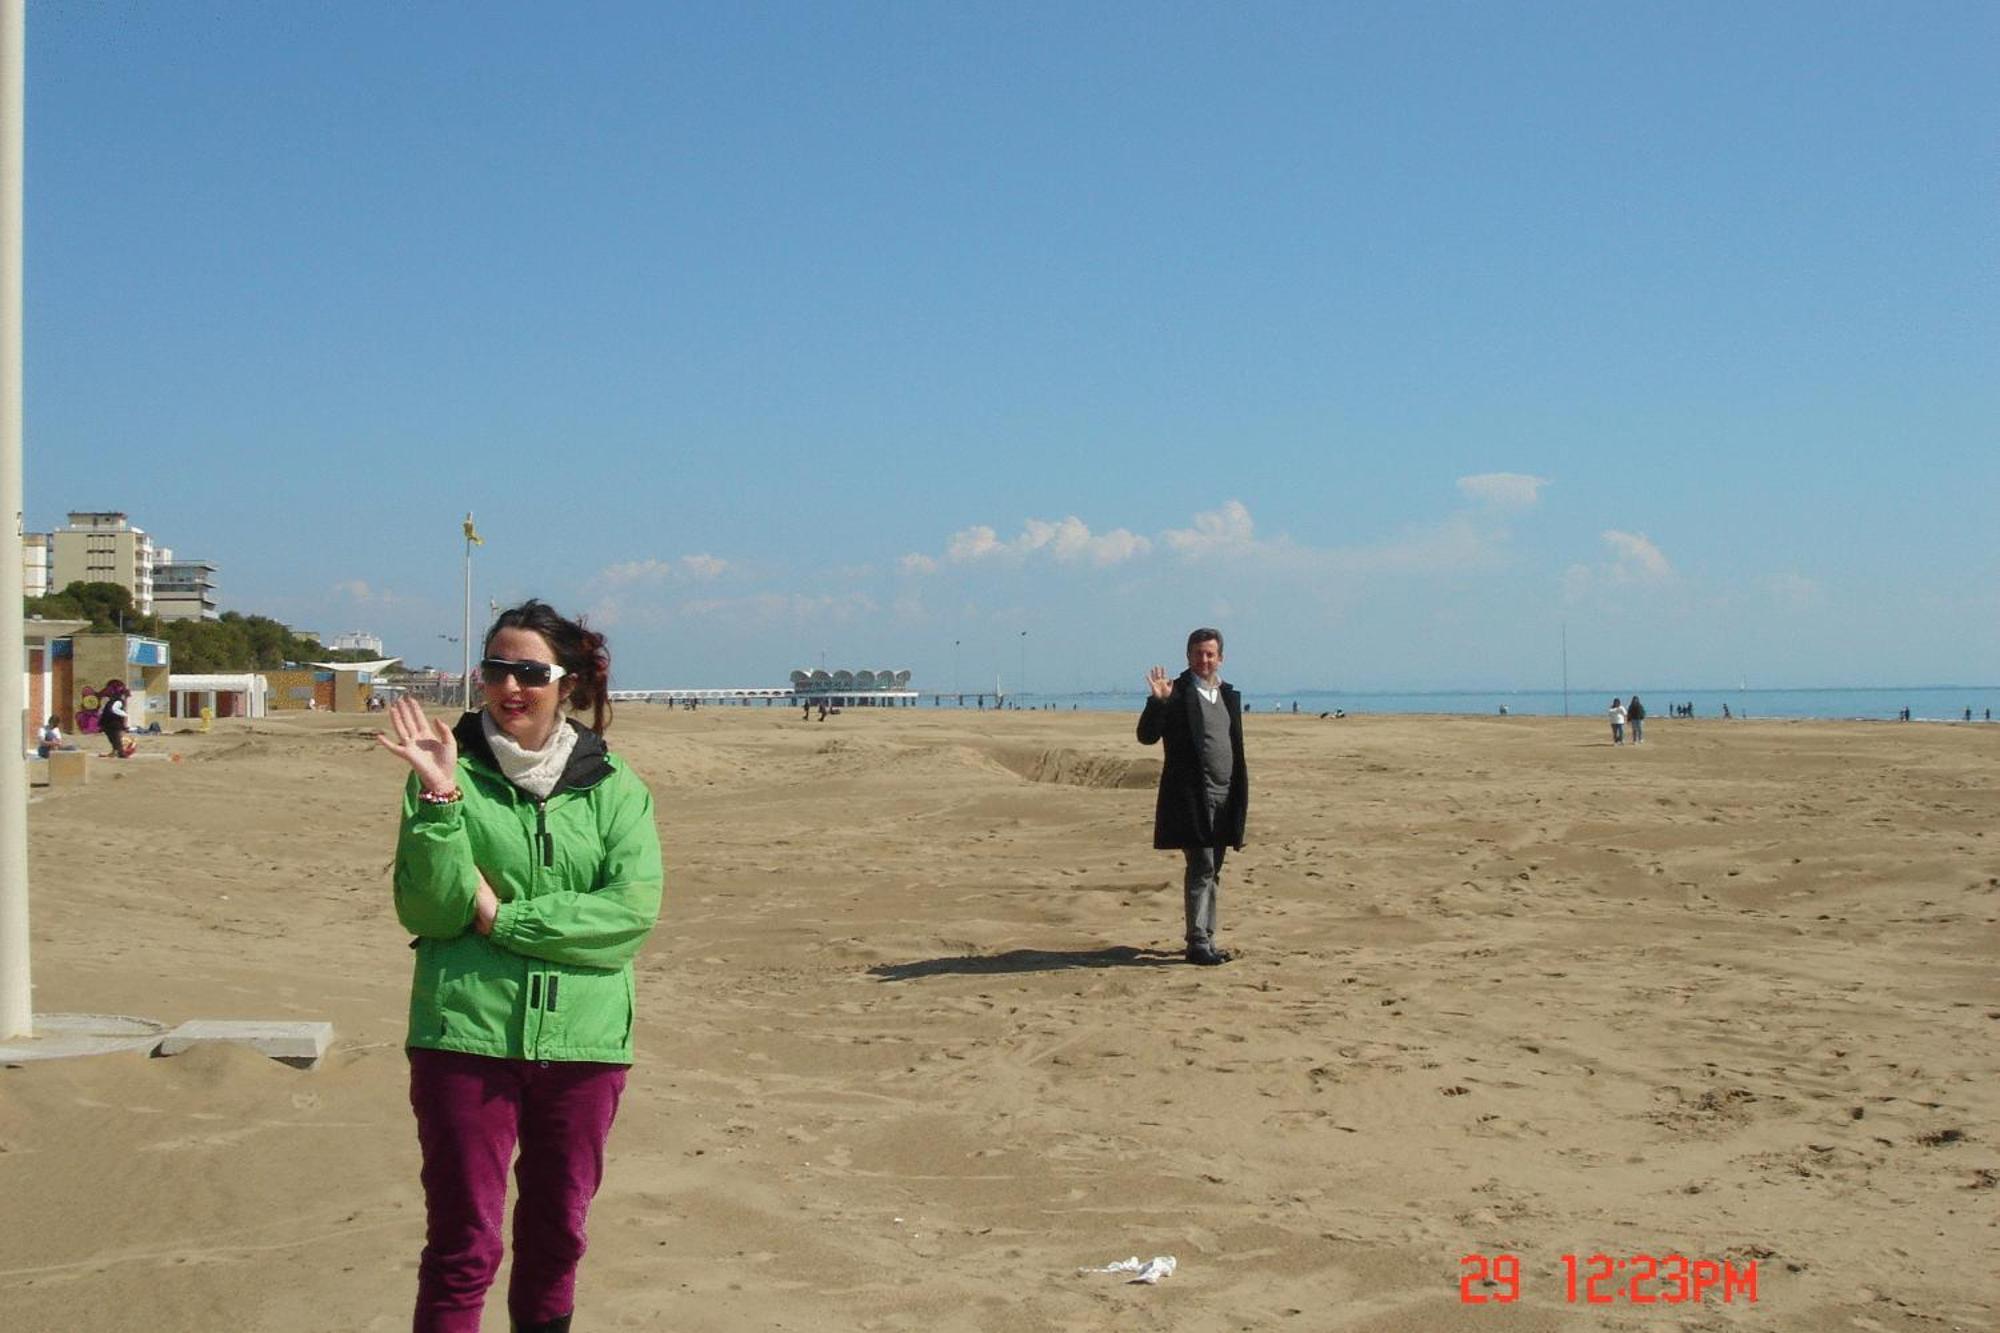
top-left (4, 706), bottom-right (1995, 1331)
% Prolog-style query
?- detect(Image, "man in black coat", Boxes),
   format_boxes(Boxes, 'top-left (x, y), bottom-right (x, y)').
top-left (1137, 628), bottom-right (1248, 965)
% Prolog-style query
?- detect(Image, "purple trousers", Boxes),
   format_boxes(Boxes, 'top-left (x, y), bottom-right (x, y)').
top-left (408, 1047), bottom-right (628, 1332)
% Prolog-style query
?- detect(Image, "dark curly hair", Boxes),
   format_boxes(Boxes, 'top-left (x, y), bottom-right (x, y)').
top-left (483, 599), bottom-right (615, 734)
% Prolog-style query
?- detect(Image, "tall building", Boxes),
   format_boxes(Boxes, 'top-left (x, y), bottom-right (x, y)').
top-left (151, 546), bottom-right (221, 622)
top-left (49, 511), bottom-right (156, 614)
top-left (331, 630), bottom-right (385, 655)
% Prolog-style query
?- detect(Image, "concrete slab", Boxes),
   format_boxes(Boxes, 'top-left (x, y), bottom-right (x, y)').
top-left (0, 1013), bottom-right (166, 1064)
top-left (47, 750), bottom-right (89, 786)
top-left (156, 1020), bottom-right (334, 1069)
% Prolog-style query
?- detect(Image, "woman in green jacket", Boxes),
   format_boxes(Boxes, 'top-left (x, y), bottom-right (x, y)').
top-left (379, 600), bottom-right (663, 1333)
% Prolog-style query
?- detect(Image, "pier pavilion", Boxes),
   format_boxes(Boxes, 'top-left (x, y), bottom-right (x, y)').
top-left (609, 667), bottom-right (920, 709)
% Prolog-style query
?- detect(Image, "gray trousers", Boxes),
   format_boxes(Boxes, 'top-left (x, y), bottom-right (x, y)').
top-left (1182, 844), bottom-right (1225, 949)
top-left (1180, 784), bottom-right (1231, 949)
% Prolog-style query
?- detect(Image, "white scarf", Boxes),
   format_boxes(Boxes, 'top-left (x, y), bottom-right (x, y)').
top-left (480, 711), bottom-right (578, 799)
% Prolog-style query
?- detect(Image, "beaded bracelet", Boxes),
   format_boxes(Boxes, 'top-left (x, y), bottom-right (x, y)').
top-left (417, 786), bottom-right (463, 806)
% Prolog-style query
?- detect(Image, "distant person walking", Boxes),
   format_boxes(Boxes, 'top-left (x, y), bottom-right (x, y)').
top-left (1626, 694), bottom-right (1647, 744)
top-left (379, 599), bottom-right (664, 1333)
top-left (1608, 698), bottom-right (1626, 745)
top-left (1138, 628), bottom-right (1249, 965)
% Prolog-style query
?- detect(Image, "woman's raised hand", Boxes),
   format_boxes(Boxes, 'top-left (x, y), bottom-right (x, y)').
top-left (376, 695), bottom-right (459, 794)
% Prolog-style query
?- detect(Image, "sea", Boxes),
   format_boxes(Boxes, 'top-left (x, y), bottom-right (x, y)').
top-left (973, 686), bottom-right (1999, 723)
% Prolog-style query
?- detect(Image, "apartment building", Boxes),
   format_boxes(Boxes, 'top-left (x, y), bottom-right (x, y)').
top-left (49, 511), bottom-right (156, 614)
top-left (21, 532), bottom-right (49, 597)
top-left (152, 546), bottom-right (221, 622)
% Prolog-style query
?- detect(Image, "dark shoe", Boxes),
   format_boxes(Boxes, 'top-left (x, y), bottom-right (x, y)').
top-left (1186, 945), bottom-right (1231, 966)
top-left (513, 1317), bottom-right (572, 1333)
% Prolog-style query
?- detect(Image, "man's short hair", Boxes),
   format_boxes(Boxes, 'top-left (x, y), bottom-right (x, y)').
top-left (1187, 627), bottom-right (1223, 654)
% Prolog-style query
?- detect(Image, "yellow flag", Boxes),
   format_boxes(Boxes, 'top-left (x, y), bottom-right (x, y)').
top-left (463, 514), bottom-right (484, 546)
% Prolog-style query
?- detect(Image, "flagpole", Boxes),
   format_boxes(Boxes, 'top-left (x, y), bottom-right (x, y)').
top-left (461, 513), bottom-right (474, 712)
top-left (1561, 619), bottom-right (1569, 718)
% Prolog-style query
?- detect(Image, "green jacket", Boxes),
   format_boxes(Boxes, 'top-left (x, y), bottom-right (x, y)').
top-left (395, 713), bottom-right (663, 1064)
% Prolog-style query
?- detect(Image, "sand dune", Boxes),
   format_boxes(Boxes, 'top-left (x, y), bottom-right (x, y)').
top-left (6, 707), bottom-right (1995, 1330)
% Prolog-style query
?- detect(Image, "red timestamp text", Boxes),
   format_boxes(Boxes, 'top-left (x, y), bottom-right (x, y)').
top-left (1459, 1252), bottom-right (1758, 1305)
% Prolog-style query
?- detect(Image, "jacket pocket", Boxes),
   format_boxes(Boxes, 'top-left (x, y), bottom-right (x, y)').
top-left (532, 963), bottom-right (632, 1060)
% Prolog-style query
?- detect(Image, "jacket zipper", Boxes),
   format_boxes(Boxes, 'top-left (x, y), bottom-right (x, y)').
top-left (533, 799), bottom-right (555, 1056)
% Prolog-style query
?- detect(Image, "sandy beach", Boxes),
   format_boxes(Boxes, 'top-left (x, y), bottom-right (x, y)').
top-left (4, 706), bottom-right (1995, 1331)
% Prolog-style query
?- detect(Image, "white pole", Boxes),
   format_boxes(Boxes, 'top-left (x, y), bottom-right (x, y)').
top-left (0, 0), bottom-right (32, 1039)
top-left (460, 513), bottom-right (473, 712)
top-left (1561, 620), bottom-right (1569, 719)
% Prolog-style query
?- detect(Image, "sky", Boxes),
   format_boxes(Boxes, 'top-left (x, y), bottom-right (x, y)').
top-left (24, 2), bottom-right (1997, 693)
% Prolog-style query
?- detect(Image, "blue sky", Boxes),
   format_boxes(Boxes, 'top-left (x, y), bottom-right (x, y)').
top-left (25, 3), bottom-right (1996, 692)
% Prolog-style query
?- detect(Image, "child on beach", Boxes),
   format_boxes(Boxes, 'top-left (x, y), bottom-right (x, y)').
top-left (379, 600), bottom-right (664, 1333)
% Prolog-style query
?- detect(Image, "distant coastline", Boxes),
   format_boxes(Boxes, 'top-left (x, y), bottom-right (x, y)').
top-left (611, 683), bottom-right (2000, 722)
top-left (929, 684), bottom-right (2000, 722)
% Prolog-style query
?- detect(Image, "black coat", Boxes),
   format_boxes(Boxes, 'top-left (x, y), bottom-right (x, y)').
top-left (1137, 670), bottom-right (1249, 850)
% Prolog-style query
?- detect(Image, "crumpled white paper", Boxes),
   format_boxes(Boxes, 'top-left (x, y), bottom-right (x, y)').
top-left (1079, 1255), bottom-right (1177, 1284)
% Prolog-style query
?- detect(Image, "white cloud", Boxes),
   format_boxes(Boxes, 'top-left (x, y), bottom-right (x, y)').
top-left (1601, 530), bottom-right (1672, 580)
top-left (1341, 514), bottom-right (1496, 575)
top-left (1456, 473), bottom-right (1548, 509)
top-left (1086, 527), bottom-right (1152, 565)
top-left (947, 525), bottom-right (1003, 562)
top-left (595, 554), bottom-right (731, 587)
top-left (330, 579), bottom-right (411, 606)
top-left (1564, 530), bottom-right (1676, 604)
top-left (914, 490), bottom-right (1516, 587)
top-left (680, 553), bottom-right (729, 580)
top-left (938, 516), bottom-right (1152, 567)
top-left (1163, 500), bottom-right (1256, 555)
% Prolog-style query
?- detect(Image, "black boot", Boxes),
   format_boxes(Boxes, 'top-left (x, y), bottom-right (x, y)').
top-left (513, 1316), bottom-right (572, 1333)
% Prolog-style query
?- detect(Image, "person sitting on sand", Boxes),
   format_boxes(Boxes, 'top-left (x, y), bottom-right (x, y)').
top-left (1139, 628), bottom-right (1250, 966)
top-left (37, 715), bottom-right (62, 758)
top-left (378, 599), bottom-right (664, 1333)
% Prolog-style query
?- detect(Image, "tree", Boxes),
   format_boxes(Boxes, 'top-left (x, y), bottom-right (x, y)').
top-left (23, 584), bottom-right (331, 672)
top-left (27, 580), bottom-right (155, 633)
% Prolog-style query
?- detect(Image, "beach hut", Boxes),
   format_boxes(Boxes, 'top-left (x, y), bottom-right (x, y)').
top-left (20, 618), bottom-right (89, 749)
top-left (67, 631), bottom-right (171, 734)
top-left (166, 673), bottom-right (269, 720)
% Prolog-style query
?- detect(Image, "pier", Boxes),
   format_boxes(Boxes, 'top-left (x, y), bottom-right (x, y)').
top-left (606, 667), bottom-right (1031, 710)
top-left (607, 688), bottom-right (1023, 709)
top-left (608, 686), bottom-right (918, 708)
